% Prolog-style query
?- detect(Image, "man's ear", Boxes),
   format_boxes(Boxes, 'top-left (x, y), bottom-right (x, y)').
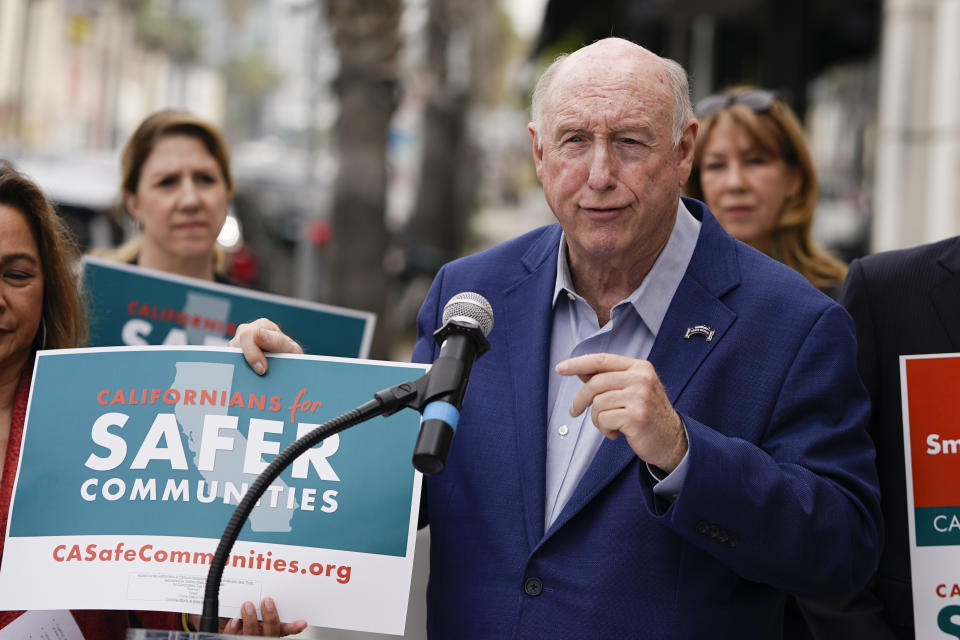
top-left (529, 123), bottom-right (544, 182)
top-left (676, 119), bottom-right (699, 187)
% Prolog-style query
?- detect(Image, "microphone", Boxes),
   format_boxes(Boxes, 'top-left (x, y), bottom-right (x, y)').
top-left (412, 292), bottom-right (493, 475)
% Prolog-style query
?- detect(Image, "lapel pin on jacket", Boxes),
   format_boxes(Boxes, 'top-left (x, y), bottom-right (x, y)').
top-left (684, 325), bottom-right (715, 342)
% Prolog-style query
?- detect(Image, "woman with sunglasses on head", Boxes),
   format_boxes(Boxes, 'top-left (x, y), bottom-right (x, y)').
top-left (685, 87), bottom-right (848, 299)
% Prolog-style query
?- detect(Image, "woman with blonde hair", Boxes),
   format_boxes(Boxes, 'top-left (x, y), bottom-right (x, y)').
top-left (101, 109), bottom-right (232, 282)
top-left (686, 87), bottom-right (847, 296)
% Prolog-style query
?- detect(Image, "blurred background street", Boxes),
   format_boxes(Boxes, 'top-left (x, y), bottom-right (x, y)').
top-left (2, 0), bottom-right (960, 636)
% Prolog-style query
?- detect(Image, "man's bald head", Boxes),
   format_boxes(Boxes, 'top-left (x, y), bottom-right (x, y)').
top-left (530, 38), bottom-right (693, 149)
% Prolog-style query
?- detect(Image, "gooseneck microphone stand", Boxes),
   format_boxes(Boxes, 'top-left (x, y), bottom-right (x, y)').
top-left (198, 376), bottom-right (427, 631)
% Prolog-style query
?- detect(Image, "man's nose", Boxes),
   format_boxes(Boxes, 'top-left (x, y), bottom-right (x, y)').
top-left (586, 145), bottom-right (616, 190)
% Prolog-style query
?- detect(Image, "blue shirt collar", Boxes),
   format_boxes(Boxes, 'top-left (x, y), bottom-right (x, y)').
top-left (552, 199), bottom-right (702, 336)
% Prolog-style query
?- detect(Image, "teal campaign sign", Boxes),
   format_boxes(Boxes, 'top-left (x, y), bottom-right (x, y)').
top-left (82, 256), bottom-right (374, 358)
top-left (0, 347), bottom-right (425, 632)
top-left (10, 347), bottom-right (423, 556)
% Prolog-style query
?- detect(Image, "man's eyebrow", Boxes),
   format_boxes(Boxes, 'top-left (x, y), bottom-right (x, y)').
top-left (551, 120), bottom-right (586, 132)
top-left (612, 119), bottom-right (657, 133)
top-left (552, 118), bottom-right (656, 131)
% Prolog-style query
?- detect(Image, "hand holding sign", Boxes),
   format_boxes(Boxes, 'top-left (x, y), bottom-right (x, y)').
top-left (230, 318), bottom-right (304, 375)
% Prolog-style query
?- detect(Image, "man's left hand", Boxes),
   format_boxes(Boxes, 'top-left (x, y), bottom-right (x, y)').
top-left (557, 353), bottom-right (687, 472)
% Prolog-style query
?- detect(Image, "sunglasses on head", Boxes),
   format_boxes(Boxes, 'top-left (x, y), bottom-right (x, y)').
top-left (693, 89), bottom-right (778, 119)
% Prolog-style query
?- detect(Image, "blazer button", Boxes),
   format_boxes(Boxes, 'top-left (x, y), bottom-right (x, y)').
top-left (524, 577), bottom-right (543, 597)
top-left (695, 520), bottom-right (709, 535)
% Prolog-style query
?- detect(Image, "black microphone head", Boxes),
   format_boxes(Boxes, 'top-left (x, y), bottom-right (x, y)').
top-left (442, 292), bottom-right (494, 337)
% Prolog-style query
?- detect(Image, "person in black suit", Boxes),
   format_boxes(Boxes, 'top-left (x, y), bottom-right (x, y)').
top-left (835, 236), bottom-right (960, 639)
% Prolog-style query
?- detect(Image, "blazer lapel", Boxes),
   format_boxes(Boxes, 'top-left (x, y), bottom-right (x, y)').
top-left (544, 205), bottom-right (739, 537)
top-left (503, 225), bottom-right (562, 548)
top-left (931, 236), bottom-right (960, 349)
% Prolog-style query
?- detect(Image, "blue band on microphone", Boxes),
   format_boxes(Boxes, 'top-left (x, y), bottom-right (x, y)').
top-left (421, 401), bottom-right (461, 431)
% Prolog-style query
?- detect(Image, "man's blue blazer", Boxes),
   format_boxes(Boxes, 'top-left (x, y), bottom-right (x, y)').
top-left (412, 198), bottom-right (882, 639)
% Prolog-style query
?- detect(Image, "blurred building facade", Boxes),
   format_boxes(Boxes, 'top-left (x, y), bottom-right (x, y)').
top-left (0, 0), bottom-right (228, 253)
top-left (0, 0), bottom-right (225, 151)
top-left (873, 0), bottom-right (960, 251)
top-left (0, 0), bottom-right (331, 297)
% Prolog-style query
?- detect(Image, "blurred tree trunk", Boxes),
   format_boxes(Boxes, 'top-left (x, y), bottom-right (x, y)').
top-left (402, 0), bottom-right (491, 274)
top-left (325, 0), bottom-right (401, 359)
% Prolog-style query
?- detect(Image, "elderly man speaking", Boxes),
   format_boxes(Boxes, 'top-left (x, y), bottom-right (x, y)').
top-left (408, 37), bottom-right (880, 638)
top-left (233, 37), bottom-right (881, 639)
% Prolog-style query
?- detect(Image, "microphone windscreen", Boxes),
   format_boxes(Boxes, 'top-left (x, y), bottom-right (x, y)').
top-left (442, 292), bottom-right (494, 337)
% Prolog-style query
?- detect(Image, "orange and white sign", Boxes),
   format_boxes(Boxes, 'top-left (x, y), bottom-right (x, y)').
top-left (901, 354), bottom-right (960, 638)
